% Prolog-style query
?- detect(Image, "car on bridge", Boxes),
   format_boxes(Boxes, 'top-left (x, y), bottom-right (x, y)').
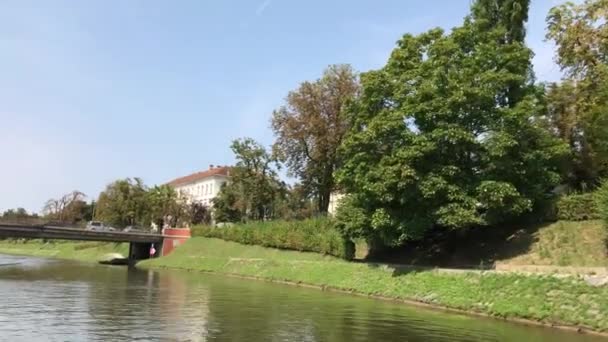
top-left (86, 221), bottom-right (115, 232)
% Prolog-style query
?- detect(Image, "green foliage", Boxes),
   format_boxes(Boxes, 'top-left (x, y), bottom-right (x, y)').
top-left (272, 64), bottom-right (359, 213)
top-left (42, 191), bottom-right (91, 224)
top-left (188, 201), bottom-right (212, 225)
top-left (213, 183), bottom-right (244, 223)
top-left (545, 0), bottom-right (608, 189)
top-left (96, 179), bottom-right (188, 228)
top-left (1, 208), bottom-right (39, 223)
top-left (273, 184), bottom-right (317, 221)
top-left (95, 178), bottom-right (148, 227)
top-left (336, 0), bottom-right (565, 246)
top-left (595, 179), bottom-right (608, 226)
top-left (213, 138), bottom-right (287, 222)
top-left (191, 218), bottom-right (355, 260)
top-left (145, 184), bottom-right (190, 228)
top-left (556, 193), bottom-right (600, 221)
top-left (471, 0), bottom-right (529, 44)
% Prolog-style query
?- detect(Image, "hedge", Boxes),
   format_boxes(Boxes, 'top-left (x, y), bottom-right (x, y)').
top-left (191, 218), bottom-right (355, 260)
top-left (595, 180), bottom-right (608, 226)
top-left (556, 192), bottom-right (600, 221)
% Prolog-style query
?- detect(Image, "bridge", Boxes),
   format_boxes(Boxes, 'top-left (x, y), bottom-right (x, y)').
top-left (0, 223), bottom-right (173, 265)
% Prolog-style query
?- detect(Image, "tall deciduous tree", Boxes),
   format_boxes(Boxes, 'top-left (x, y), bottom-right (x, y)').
top-left (42, 190), bottom-right (87, 223)
top-left (213, 138), bottom-right (286, 222)
top-left (272, 64), bottom-right (359, 213)
top-left (336, 0), bottom-right (565, 247)
top-left (145, 184), bottom-right (189, 228)
top-left (95, 178), bottom-right (148, 227)
top-left (546, 0), bottom-right (608, 189)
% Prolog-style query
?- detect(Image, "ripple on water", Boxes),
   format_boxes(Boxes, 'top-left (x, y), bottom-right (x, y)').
top-left (0, 255), bottom-right (605, 342)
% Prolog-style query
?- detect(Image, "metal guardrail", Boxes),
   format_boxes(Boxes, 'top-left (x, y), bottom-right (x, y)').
top-left (0, 223), bottom-right (164, 244)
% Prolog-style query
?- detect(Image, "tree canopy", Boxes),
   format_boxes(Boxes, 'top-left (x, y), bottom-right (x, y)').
top-left (95, 178), bottom-right (190, 228)
top-left (42, 190), bottom-right (92, 224)
top-left (95, 178), bottom-right (148, 227)
top-left (213, 138), bottom-right (287, 222)
top-left (335, 0), bottom-right (566, 247)
top-left (272, 64), bottom-right (359, 213)
top-left (545, 0), bottom-right (608, 189)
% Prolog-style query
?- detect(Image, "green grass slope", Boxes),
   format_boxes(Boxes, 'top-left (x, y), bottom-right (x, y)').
top-left (0, 240), bottom-right (128, 262)
top-left (370, 220), bottom-right (608, 268)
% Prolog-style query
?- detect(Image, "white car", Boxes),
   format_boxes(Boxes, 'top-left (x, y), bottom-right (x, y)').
top-left (86, 221), bottom-right (105, 231)
top-left (86, 221), bottom-right (115, 231)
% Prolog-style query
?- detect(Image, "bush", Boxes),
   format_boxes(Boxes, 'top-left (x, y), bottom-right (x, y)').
top-left (556, 193), bottom-right (600, 221)
top-left (191, 218), bottom-right (355, 260)
top-left (595, 180), bottom-right (608, 226)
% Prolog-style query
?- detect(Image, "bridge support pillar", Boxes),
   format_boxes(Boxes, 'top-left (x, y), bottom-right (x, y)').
top-left (128, 241), bottom-right (162, 267)
top-left (160, 228), bottom-right (191, 257)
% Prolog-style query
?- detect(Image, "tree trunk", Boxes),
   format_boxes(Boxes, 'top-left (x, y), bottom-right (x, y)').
top-left (318, 188), bottom-right (331, 214)
top-left (317, 166), bottom-right (334, 214)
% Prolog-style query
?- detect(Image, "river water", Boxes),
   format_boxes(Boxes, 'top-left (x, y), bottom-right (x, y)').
top-left (0, 254), bottom-right (604, 342)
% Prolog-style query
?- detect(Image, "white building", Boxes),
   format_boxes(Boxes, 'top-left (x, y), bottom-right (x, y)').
top-left (167, 165), bottom-right (230, 206)
top-left (328, 191), bottom-right (345, 216)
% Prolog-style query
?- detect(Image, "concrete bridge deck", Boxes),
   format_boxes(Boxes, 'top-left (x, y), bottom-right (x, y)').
top-left (0, 223), bottom-right (164, 244)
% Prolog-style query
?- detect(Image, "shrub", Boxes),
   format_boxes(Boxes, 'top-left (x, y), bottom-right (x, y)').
top-left (595, 180), bottom-right (608, 226)
top-left (191, 218), bottom-right (355, 260)
top-left (556, 193), bottom-right (600, 221)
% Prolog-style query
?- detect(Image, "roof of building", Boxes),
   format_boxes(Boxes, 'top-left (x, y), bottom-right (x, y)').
top-left (166, 166), bottom-right (230, 187)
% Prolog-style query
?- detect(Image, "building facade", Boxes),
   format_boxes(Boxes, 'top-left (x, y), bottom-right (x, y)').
top-left (167, 165), bottom-right (230, 206)
top-left (328, 191), bottom-right (345, 216)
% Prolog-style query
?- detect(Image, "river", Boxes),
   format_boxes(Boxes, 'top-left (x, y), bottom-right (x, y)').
top-left (0, 254), bottom-right (604, 342)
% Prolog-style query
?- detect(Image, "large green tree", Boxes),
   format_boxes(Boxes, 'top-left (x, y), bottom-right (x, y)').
top-left (272, 64), bottom-right (359, 213)
top-left (213, 138), bottom-right (286, 222)
top-left (545, 0), bottom-right (608, 189)
top-left (95, 178), bottom-right (148, 227)
top-left (336, 0), bottom-right (565, 246)
top-left (145, 184), bottom-right (189, 228)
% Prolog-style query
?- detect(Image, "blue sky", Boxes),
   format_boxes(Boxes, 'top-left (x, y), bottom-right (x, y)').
top-left (1, 0), bottom-right (568, 213)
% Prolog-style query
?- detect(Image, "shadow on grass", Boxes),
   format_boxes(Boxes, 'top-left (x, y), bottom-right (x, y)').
top-left (362, 221), bottom-right (555, 270)
top-left (362, 260), bottom-right (434, 277)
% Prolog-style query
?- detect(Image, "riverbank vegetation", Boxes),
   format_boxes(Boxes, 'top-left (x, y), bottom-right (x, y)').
top-left (10, 0), bottom-right (608, 264)
top-left (192, 218), bottom-right (354, 260)
top-left (0, 239), bottom-right (127, 262)
top-left (199, 0), bottom-right (608, 260)
top-left (369, 220), bottom-right (608, 268)
top-left (142, 237), bottom-right (608, 332)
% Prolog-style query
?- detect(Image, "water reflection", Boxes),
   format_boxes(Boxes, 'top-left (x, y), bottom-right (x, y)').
top-left (0, 254), bottom-right (604, 342)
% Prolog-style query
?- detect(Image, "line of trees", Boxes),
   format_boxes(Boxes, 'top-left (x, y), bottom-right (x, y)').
top-left (1, 208), bottom-right (39, 223)
top-left (335, 0), bottom-right (608, 248)
top-left (9, 0), bottom-right (605, 241)
top-left (212, 65), bottom-right (360, 221)
top-left (94, 179), bottom-right (211, 229)
top-left (1, 183), bottom-right (210, 230)
top-left (1, 191), bottom-right (93, 225)
top-left (211, 0), bottom-right (608, 248)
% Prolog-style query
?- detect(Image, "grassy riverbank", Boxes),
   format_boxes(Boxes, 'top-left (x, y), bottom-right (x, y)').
top-left (367, 220), bottom-right (608, 267)
top-left (0, 240), bottom-right (128, 262)
top-left (141, 237), bottom-right (608, 333)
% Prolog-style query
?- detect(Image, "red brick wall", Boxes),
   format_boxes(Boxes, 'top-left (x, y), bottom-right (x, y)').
top-left (161, 228), bottom-right (191, 256)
